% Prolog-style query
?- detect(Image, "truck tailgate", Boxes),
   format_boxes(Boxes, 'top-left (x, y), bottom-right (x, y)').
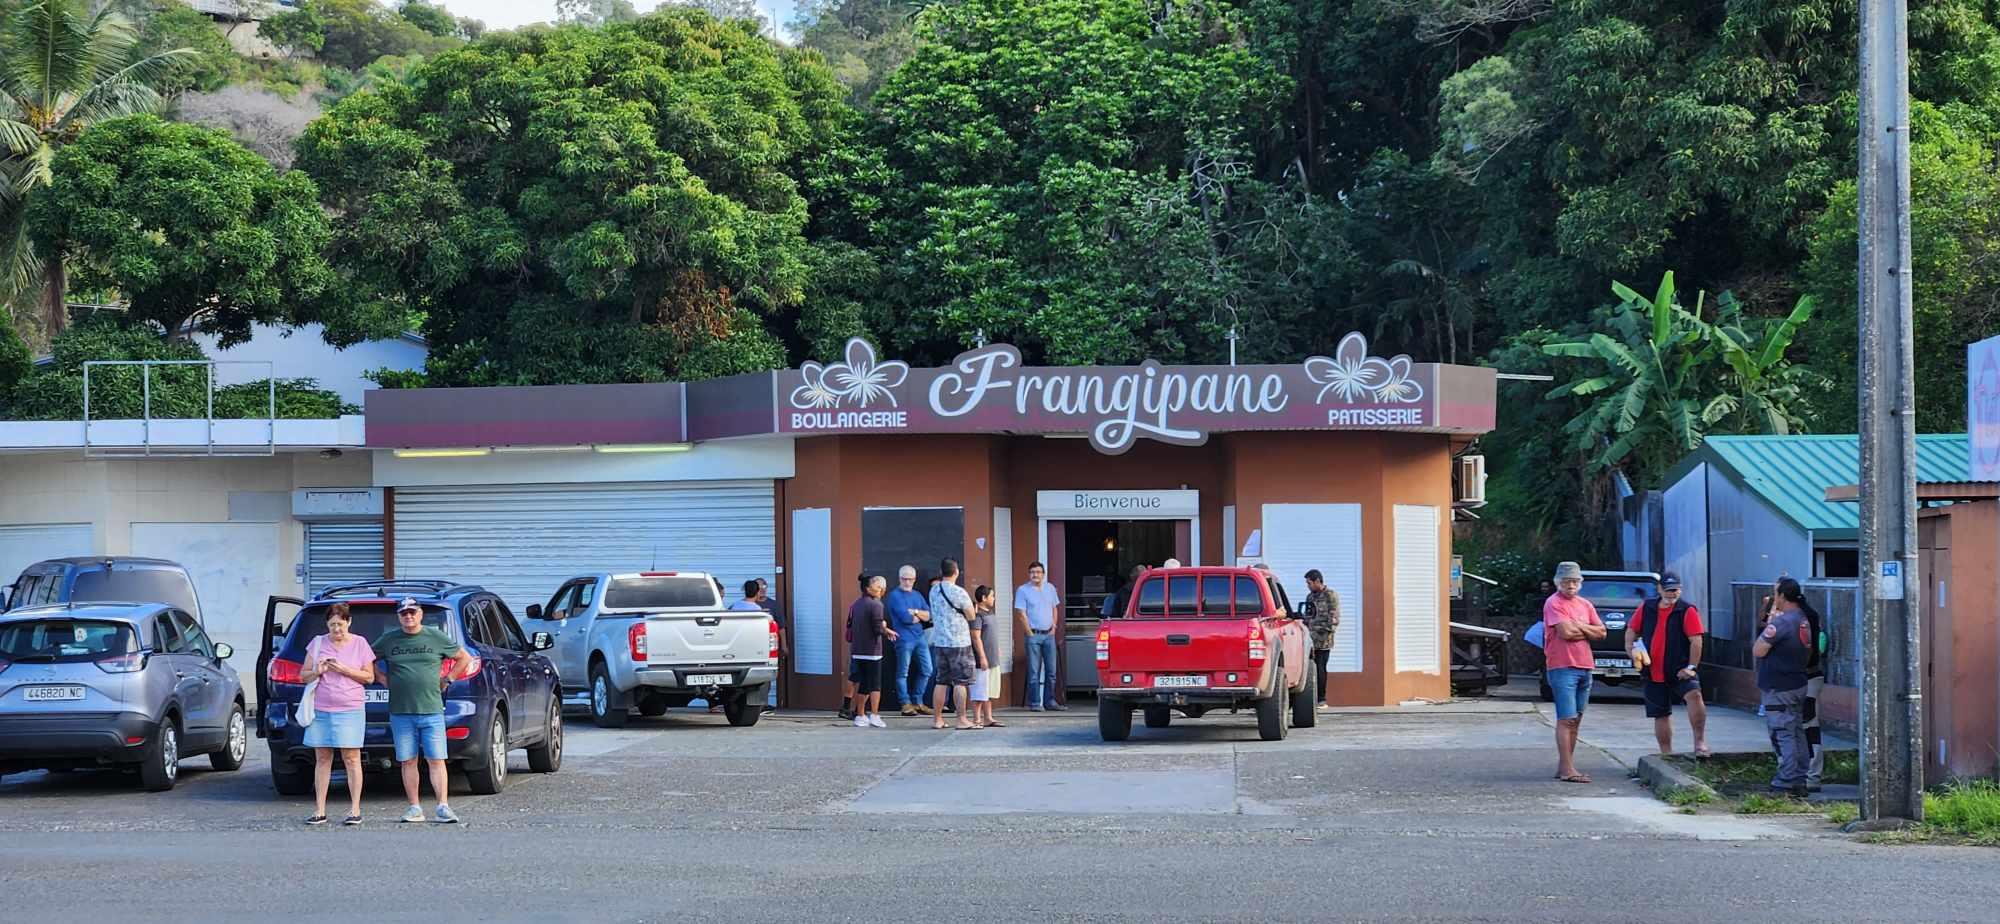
top-left (1104, 619), bottom-right (1255, 680)
top-left (643, 611), bottom-right (769, 669)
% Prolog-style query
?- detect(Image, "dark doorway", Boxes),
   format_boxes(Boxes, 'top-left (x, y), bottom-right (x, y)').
top-left (1060, 520), bottom-right (1177, 615)
top-left (861, 507), bottom-right (963, 710)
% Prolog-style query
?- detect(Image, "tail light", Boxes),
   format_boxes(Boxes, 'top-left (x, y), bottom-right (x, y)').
top-left (768, 618), bottom-right (781, 661)
top-left (441, 657), bottom-right (482, 682)
top-left (96, 652), bottom-right (147, 674)
top-left (1247, 625), bottom-right (1267, 663)
top-left (269, 657), bottom-right (305, 684)
top-left (1095, 627), bottom-right (1110, 662)
top-left (445, 726), bottom-right (471, 740)
top-left (629, 622), bottom-right (648, 661)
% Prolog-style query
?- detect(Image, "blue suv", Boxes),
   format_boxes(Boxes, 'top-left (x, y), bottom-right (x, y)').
top-left (257, 581), bottom-right (563, 796)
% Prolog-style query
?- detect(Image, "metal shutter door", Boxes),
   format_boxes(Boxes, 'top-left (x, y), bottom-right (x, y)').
top-left (0, 524), bottom-right (94, 591)
top-left (1392, 505), bottom-right (1441, 674)
top-left (393, 481), bottom-right (776, 616)
top-left (1261, 503), bottom-right (1364, 673)
top-left (305, 522), bottom-right (385, 595)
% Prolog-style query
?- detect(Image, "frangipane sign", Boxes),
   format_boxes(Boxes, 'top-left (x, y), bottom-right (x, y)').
top-left (779, 334), bottom-right (1460, 454)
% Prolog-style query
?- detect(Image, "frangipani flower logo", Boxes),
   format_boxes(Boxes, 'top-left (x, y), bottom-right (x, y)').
top-left (1304, 332), bottom-right (1425, 404)
top-left (790, 338), bottom-right (911, 410)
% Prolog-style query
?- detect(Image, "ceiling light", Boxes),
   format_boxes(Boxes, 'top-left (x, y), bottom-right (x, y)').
top-left (592, 443), bottom-right (692, 454)
top-left (391, 448), bottom-right (490, 459)
top-left (492, 445), bottom-right (588, 454)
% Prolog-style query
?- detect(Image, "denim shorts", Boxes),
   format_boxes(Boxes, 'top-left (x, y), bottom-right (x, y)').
top-left (1547, 667), bottom-right (1593, 720)
top-left (302, 708), bottom-right (364, 750)
top-left (389, 712), bottom-right (447, 761)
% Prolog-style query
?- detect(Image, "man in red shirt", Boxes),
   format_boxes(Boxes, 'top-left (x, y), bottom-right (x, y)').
top-left (1544, 561), bottom-right (1606, 783)
top-left (1624, 573), bottom-right (1710, 757)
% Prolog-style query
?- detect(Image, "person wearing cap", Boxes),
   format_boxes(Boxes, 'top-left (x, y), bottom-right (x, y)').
top-left (373, 598), bottom-right (476, 824)
top-left (1625, 573), bottom-right (1710, 757)
top-left (1543, 562), bottom-right (1606, 783)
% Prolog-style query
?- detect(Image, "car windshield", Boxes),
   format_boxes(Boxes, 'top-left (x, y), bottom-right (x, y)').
top-left (1580, 579), bottom-right (1653, 605)
top-left (604, 576), bottom-right (716, 609)
top-left (289, 603), bottom-right (446, 649)
top-left (68, 568), bottom-right (198, 613)
top-left (0, 619), bottom-right (137, 663)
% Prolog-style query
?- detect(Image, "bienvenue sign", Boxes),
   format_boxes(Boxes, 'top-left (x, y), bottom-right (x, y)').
top-left (1037, 490), bottom-right (1201, 518)
top-left (780, 334), bottom-right (1446, 454)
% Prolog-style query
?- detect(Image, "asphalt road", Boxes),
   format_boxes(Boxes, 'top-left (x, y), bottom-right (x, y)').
top-left (0, 691), bottom-right (1986, 923)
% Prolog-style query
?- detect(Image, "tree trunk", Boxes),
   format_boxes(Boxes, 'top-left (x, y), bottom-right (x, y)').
top-left (41, 259), bottom-right (66, 338)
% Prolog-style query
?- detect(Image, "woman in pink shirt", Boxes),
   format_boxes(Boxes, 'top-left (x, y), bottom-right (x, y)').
top-left (300, 603), bottom-right (376, 825)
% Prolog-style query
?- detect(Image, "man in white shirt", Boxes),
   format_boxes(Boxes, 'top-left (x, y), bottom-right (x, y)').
top-left (1015, 562), bottom-right (1064, 711)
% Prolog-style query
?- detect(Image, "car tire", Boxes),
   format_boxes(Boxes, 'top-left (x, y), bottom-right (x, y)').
top-left (1291, 662), bottom-right (1318, 729)
top-left (210, 705), bottom-right (248, 771)
top-left (270, 755), bottom-right (311, 795)
top-left (723, 687), bottom-right (764, 727)
top-left (526, 700), bottom-right (562, 773)
top-left (139, 716), bottom-right (180, 792)
top-left (589, 663), bottom-right (629, 728)
top-left (465, 712), bottom-right (508, 795)
top-left (637, 696), bottom-right (669, 717)
top-left (1142, 705), bottom-right (1173, 728)
top-left (1098, 697), bottom-right (1133, 742)
top-left (1256, 685), bottom-right (1287, 742)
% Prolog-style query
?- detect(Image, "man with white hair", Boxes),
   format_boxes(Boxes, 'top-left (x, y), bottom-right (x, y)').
top-left (885, 565), bottom-right (934, 717)
top-left (1543, 562), bottom-right (1605, 784)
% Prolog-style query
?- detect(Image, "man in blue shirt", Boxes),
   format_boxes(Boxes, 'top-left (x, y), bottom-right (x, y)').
top-left (885, 565), bottom-right (934, 717)
top-left (1015, 561), bottom-right (1065, 710)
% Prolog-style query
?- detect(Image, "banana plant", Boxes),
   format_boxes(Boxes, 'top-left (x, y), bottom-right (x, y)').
top-left (1540, 271), bottom-right (1818, 482)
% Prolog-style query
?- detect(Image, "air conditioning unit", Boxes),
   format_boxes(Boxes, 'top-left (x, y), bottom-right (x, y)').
top-left (1454, 454), bottom-right (1487, 508)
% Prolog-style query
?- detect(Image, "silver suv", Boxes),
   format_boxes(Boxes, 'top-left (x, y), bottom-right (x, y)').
top-left (0, 602), bottom-right (247, 791)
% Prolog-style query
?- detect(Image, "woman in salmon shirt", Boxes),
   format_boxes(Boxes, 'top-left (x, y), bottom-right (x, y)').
top-left (300, 603), bottom-right (377, 826)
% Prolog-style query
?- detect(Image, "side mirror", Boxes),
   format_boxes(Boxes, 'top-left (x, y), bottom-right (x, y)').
top-left (531, 631), bottom-right (555, 651)
top-left (267, 621), bottom-right (284, 637)
top-left (525, 604), bottom-right (543, 620)
top-left (214, 642), bottom-right (234, 660)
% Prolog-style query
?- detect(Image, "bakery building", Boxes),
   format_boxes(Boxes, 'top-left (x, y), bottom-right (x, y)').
top-left (363, 334), bottom-right (1498, 709)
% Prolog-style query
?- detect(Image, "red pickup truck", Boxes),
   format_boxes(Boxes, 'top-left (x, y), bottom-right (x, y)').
top-left (1094, 565), bottom-right (1316, 741)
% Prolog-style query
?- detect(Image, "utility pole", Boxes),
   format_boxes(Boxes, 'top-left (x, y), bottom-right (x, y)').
top-left (1856, 0), bottom-right (1925, 825)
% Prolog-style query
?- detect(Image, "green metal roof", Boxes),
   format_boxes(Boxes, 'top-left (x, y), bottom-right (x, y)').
top-left (1670, 434), bottom-right (1970, 537)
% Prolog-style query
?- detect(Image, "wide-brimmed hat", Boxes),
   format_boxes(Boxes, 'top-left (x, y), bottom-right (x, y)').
top-left (1553, 561), bottom-right (1583, 581)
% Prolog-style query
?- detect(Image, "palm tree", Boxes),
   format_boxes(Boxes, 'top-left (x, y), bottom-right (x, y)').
top-left (0, 0), bottom-right (190, 338)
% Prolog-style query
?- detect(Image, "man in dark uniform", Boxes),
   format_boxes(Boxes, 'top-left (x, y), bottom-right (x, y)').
top-left (1754, 578), bottom-right (1814, 797)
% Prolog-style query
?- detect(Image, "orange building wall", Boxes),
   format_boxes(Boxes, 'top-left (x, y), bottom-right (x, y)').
top-left (1920, 503), bottom-right (2000, 783)
top-left (780, 431), bottom-right (1460, 710)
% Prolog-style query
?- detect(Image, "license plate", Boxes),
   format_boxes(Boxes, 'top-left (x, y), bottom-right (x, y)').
top-left (24, 685), bottom-right (85, 702)
top-left (364, 689), bottom-right (389, 704)
top-left (1153, 675), bottom-right (1206, 688)
top-left (685, 674), bottom-right (730, 686)
top-left (1594, 658), bottom-right (1633, 670)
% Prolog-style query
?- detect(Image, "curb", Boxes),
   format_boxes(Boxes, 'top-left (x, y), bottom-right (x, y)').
top-left (1637, 753), bottom-right (1718, 802)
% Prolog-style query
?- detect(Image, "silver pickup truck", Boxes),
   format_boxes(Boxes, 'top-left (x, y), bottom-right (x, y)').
top-left (525, 572), bottom-right (778, 728)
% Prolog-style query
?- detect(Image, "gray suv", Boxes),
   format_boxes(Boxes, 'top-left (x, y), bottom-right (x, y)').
top-left (0, 602), bottom-right (247, 791)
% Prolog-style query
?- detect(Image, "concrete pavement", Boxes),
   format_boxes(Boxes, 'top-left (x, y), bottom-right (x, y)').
top-left (0, 689), bottom-right (1976, 923)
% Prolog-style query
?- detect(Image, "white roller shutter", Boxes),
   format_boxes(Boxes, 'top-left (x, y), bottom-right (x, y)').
top-left (1393, 505), bottom-right (1442, 674)
top-left (1261, 504), bottom-right (1364, 673)
top-left (306, 522), bottom-right (384, 595)
top-left (0, 524), bottom-right (94, 593)
top-left (393, 481), bottom-right (775, 616)
top-left (790, 508), bottom-right (833, 675)
top-left (992, 507), bottom-right (1013, 672)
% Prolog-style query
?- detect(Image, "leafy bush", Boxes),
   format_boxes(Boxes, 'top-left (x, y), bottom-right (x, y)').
top-left (1925, 780), bottom-right (2000, 839)
top-left (0, 318), bottom-right (357, 420)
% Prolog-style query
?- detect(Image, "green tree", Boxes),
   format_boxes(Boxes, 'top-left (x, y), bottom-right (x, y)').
top-left (1542, 272), bottom-right (1821, 483)
top-left (0, 0), bottom-right (192, 338)
top-left (1800, 100), bottom-right (2000, 434)
top-left (555, 0), bottom-right (640, 25)
top-left (396, 0), bottom-right (457, 37)
top-left (295, 9), bottom-right (854, 384)
top-left (259, 2), bottom-right (327, 55)
top-left (285, 0), bottom-right (458, 70)
top-left (789, 0), bottom-right (919, 108)
top-left (135, 3), bottom-right (242, 96)
top-left (26, 115), bottom-right (334, 345)
top-left (859, 0), bottom-right (1321, 366)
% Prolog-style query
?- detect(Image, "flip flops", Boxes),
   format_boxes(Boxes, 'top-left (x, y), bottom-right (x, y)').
top-left (1556, 773), bottom-right (1593, 784)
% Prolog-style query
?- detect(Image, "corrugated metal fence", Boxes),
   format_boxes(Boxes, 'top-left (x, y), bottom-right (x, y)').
top-left (1723, 579), bottom-right (1860, 686)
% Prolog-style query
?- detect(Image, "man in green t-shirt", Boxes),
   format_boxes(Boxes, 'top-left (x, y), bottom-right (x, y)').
top-left (374, 598), bottom-right (476, 824)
